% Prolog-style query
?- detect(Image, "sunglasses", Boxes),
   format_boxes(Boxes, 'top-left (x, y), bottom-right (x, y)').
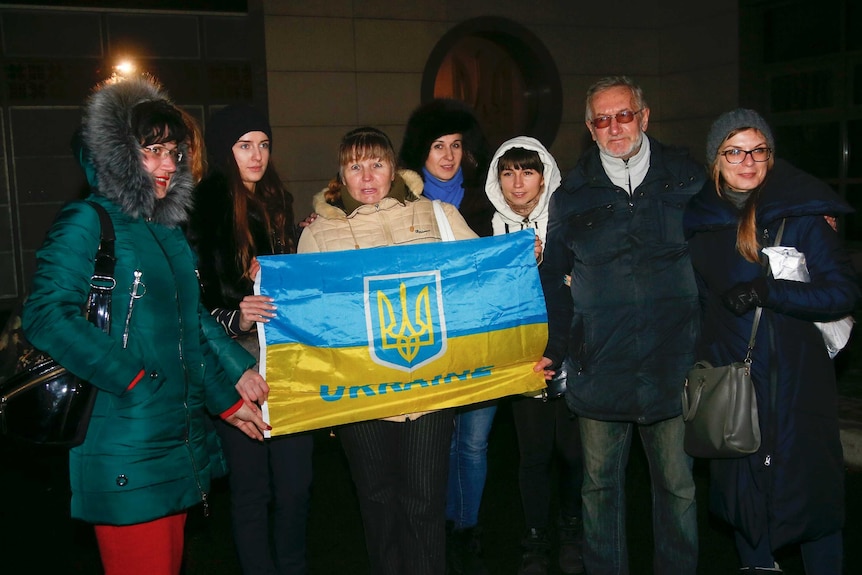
top-left (590, 109), bottom-right (643, 129)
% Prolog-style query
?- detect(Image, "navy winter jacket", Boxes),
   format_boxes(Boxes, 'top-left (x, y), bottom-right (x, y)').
top-left (683, 158), bottom-right (859, 549)
top-left (541, 137), bottom-right (704, 423)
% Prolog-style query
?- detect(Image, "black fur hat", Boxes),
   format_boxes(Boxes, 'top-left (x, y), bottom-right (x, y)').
top-left (399, 99), bottom-right (489, 187)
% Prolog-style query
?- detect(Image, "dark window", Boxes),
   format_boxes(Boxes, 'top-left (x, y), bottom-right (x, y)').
top-left (843, 184), bottom-right (862, 242)
top-left (854, 63), bottom-right (862, 107)
top-left (773, 122), bottom-right (841, 179)
top-left (207, 63), bottom-right (253, 101)
top-left (849, 119), bottom-right (862, 178)
top-left (770, 70), bottom-right (833, 112)
top-left (763, 1), bottom-right (841, 63)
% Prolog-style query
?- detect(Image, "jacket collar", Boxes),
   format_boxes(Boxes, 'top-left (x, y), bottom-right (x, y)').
top-left (571, 135), bottom-right (670, 193)
top-left (312, 169), bottom-right (424, 220)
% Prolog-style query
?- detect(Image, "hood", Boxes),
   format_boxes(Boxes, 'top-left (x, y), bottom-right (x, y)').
top-left (484, 136), bottom-right (561, 235)
top-left (312, 169), bottom-right (424, 219)
top-left (82, 76), bottom-right (193, 227)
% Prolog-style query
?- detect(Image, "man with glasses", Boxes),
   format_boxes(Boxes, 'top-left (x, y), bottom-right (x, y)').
top-left (536, 76), bottom-right (703, 575)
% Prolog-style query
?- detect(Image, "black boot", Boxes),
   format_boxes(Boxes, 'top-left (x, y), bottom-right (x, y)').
top-left (447, 525), bottom-right (489, 575)
top-left (557, 514), bottom-right (584, 574)
top-left (517, 527), bottom-right (551, 575)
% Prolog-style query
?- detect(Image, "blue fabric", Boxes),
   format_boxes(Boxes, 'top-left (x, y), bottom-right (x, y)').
top-left (422, 166), bottom-right (465, 207)
top-left (734, 529), bottom-right (843, 574)
top-left (579, 415), bottom-right (697, 575)
top-left (261, 232), bottom-right (545, 349)
top-left (446, 404), bottom-right (497, 528)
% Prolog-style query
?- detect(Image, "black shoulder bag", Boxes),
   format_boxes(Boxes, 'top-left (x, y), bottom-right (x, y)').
top-left (0, 201), bottom-right (116, 447)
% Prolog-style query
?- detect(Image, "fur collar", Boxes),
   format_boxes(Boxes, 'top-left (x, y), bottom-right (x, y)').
top-left (82, 76), bottom-right (193, 227)
top-left (311, 169), bottom-right (424, 219)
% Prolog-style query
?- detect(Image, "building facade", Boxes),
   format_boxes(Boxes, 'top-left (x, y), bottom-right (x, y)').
top-left (3, 0), bottom-right (858, 314)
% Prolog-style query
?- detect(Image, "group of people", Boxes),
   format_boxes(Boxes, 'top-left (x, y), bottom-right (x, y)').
top-left (20, 71), bottom-right (856, 575)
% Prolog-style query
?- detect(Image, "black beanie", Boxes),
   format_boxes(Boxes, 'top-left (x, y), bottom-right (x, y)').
top-left (205, 104), bottom-right (273, 172)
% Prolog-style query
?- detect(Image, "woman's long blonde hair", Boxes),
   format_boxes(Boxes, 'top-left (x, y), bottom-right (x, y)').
top-left (710, 128), bottom-right (775, 263)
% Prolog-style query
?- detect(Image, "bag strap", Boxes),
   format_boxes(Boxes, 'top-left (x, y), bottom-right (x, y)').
top-left (746, 218), bottom-right (786, 361)
top-left (86, 201), bottom-right (116, 288)
top-left (82, 201), bottom-right (116, 333)
top-left (431, 200), bottom-right (456, 242)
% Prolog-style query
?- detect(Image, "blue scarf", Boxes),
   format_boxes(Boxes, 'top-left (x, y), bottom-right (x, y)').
top-left (422, 166), bottom-right (465, 208)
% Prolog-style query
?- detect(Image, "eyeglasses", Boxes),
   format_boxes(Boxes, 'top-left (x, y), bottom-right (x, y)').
top-left (720, 147), bottom-right (771, 164)
top-left (141, 145), bottom-right (183, 164)
top-left (589, 109), bottom-right (642, 129)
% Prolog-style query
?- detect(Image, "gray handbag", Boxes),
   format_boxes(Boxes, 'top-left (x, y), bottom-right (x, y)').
top-left (681, 316), bottom-right (761, 458)
top-left (682, 219), bottom-right (785, 459)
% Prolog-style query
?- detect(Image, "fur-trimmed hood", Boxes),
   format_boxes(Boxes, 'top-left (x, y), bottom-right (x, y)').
top-left (82, 76), bottom-right (193, 227)
top-left (484, 136), bottom-right (561, 242)
top-left (311, 169), bottom-right (425, 219)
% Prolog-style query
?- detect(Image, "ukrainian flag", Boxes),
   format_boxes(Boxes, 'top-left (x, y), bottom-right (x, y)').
top-left (256, 230), bottom-right (548, 435)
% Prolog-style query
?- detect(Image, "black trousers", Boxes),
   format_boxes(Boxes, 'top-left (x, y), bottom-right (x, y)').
top-left (511, 396), bottom-right (583, 528)
top-left (339, 411), bottom-right (454, 575)
top-left (216, 420), bottom-right (314, 575)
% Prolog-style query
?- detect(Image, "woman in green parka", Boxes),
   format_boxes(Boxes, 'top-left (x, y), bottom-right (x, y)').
top-left (22, 76), bottom-right (270, 575)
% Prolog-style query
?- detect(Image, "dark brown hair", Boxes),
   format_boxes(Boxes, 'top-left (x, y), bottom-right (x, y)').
top-left (224, 150), bottom-right (295, 279)
top-left (496, 147), bottom-right (544, 176)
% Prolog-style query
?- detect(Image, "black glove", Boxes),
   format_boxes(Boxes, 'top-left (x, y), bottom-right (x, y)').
top-left (721, 278), bottom-right (768, 316)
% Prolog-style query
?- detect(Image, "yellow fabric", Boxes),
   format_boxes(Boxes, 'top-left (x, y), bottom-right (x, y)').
top-left (265, 323), bottom-right (547, 435)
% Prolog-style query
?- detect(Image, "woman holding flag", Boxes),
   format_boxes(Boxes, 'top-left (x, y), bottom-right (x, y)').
top-left (297, 126), bottom-right (476, 575)
top-left (187, 105), bottom-right (313, 575)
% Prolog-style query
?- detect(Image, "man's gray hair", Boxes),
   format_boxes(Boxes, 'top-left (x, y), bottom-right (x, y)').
top-left (584, 76), bottom-right (647, 121)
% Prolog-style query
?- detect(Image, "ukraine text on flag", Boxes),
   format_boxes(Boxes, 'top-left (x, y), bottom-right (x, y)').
top-left (256, 230), bottom-right (548, 435)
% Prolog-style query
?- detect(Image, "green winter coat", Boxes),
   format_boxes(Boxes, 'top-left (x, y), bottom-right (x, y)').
top-left (22, 77), bottom-right (254, 525)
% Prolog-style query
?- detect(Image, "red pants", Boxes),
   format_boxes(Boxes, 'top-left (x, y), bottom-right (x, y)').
top-left (94, 512), bottom-right (187, 575)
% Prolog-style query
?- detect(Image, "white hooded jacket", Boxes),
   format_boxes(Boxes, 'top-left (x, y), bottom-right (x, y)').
top-left (484, 136), bottom-right (562, 244)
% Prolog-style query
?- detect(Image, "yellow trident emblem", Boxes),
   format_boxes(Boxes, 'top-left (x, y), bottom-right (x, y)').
top-left (377, 282), bottom-right (435, 363)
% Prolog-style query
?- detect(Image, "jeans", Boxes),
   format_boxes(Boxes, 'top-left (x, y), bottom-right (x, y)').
top-left (579, 415), bottom-right (697, 575)
top-left (339, 411), bottom-right (454, 575)
top-left (735, 529), bottom-right (843, 574)
top-left (216, 420), bottom-right (314, 575)
top-left (511, 396), bottom-right (582, 528)
top-left (446, 403), bottom-right (497, 529)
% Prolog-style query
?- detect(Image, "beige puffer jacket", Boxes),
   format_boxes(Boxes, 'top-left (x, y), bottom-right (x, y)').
top-left (297, 169), bottom-right (477, 421)
top-left (298, 170), bottom-right (476, 253)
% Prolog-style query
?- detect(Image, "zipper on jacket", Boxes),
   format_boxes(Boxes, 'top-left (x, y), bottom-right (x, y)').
top-left (122, 270), bottom-right (145, 349)
top-left (147, 224), bottom-right (209, 515)
top-left (375, 203), bottom-right (394, 245)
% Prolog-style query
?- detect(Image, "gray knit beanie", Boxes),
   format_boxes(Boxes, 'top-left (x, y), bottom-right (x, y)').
top-left (705, 108), bottom-right (774, 162)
